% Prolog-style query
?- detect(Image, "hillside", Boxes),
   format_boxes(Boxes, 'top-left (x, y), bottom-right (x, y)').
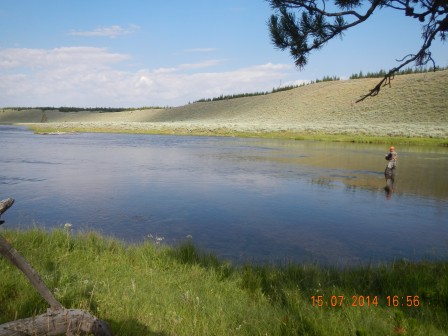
top-left (1, 70), bottom-right (447, 138)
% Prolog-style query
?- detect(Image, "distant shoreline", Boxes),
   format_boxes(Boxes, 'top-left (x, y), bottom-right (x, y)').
top-left (15, 122), bottom-right (447, 147)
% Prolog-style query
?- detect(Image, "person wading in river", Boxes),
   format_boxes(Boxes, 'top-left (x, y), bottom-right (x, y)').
top-left (384, 146), bottom-right (398, 198)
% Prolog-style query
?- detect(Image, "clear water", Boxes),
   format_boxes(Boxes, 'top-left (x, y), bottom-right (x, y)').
top-left (1, 125), bottom-right (447, 265)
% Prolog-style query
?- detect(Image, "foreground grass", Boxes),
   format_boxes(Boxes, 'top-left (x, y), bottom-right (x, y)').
top-left (27, 124), bottom-right (448, 147)
top-left (1, 228), bottom-right (447, 335)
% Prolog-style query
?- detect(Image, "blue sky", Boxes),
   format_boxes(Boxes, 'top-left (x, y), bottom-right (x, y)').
top-left (1, 0), bottom-right (446, 107)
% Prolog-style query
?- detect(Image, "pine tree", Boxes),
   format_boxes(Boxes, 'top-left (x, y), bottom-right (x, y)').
top-left (268, 0), bottom-right (448, 102)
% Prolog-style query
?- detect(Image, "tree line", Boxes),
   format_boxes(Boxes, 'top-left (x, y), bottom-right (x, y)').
top-left (349, 66), bottom-right (448, 80)
top-left (2, 106), bottom-right (167, 112)
top-left (195, 66), bottom-right (447, 103)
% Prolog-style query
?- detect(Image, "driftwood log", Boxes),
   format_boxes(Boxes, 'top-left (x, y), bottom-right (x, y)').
top-left (0, 309), bottom-right (111, 336)
top-left (0, 198), bottom-right (112, 336)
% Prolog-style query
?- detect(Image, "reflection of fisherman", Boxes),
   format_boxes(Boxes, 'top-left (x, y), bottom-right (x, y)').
top-left (384, 146), bottom-right (397, 198)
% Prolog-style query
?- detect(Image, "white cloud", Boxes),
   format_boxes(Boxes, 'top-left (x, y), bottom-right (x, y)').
top-left (178, 59), bottom-right (224, 70)
top-left (183, 48), bottom-right (218, 53)
top-left (68, 25), bottom-right (139, 38)
top-left (0, 47), bottom-right (296, 107)
top-left (0, 47), bottom-right (129, 69)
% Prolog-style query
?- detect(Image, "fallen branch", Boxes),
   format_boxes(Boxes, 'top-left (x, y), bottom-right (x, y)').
top-left (0, 234), bottom-right (63, 310)
top-left (0, 198), bottom-right (14, 225)
top-left (0, 198), bottom-right (113, 335)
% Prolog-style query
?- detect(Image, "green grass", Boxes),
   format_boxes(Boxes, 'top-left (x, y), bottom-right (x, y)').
top-left (1, 228), bottom-right (447, 335)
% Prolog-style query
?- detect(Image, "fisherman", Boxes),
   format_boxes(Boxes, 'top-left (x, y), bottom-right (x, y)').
top-left (384, 146), bottom-right (398, 177)
top-left (384, 146), bottom-right (397, 198)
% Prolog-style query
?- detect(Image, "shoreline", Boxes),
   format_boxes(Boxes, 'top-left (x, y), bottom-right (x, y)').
top-left (19, 122), bottom-right (448, 147)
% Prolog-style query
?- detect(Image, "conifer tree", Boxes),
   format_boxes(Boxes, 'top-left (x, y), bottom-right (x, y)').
top-left (268, 0), bottom-right (447, 101)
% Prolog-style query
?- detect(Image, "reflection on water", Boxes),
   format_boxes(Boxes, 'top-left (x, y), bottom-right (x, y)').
top-left (0, 125), bottom-right (447, 265)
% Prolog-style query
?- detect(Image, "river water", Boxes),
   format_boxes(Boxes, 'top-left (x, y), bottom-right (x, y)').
top-left (1, 125), bottom-right (447, 265)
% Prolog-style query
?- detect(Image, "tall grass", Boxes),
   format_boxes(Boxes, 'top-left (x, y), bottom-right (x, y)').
top-left (1, 228), bottom-right (447, 335)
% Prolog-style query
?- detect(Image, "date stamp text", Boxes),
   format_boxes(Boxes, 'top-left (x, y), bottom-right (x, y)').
top-left (311, 295), bottom-right (421, 307)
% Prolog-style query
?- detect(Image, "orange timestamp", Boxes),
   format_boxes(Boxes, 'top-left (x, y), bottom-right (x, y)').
top-left (311, 295), bottom-right (421, 307)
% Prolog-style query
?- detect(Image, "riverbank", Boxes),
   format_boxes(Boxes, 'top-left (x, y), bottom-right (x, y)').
top-left (1, 228), bottom-right (447, 335)
top-left (1, 70), bottom-right (447, 146)
top-left (23, 122), bottom-right (448, 146)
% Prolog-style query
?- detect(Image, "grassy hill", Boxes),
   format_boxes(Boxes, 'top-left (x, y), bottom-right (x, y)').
top-left (150, 70), bottom-right (448, 124)
top-left (1, 70), bottom-right (447, 142)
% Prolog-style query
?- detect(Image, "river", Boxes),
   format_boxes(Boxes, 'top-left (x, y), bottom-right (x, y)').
top-left (1, 125), bottom-right (447, 265)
